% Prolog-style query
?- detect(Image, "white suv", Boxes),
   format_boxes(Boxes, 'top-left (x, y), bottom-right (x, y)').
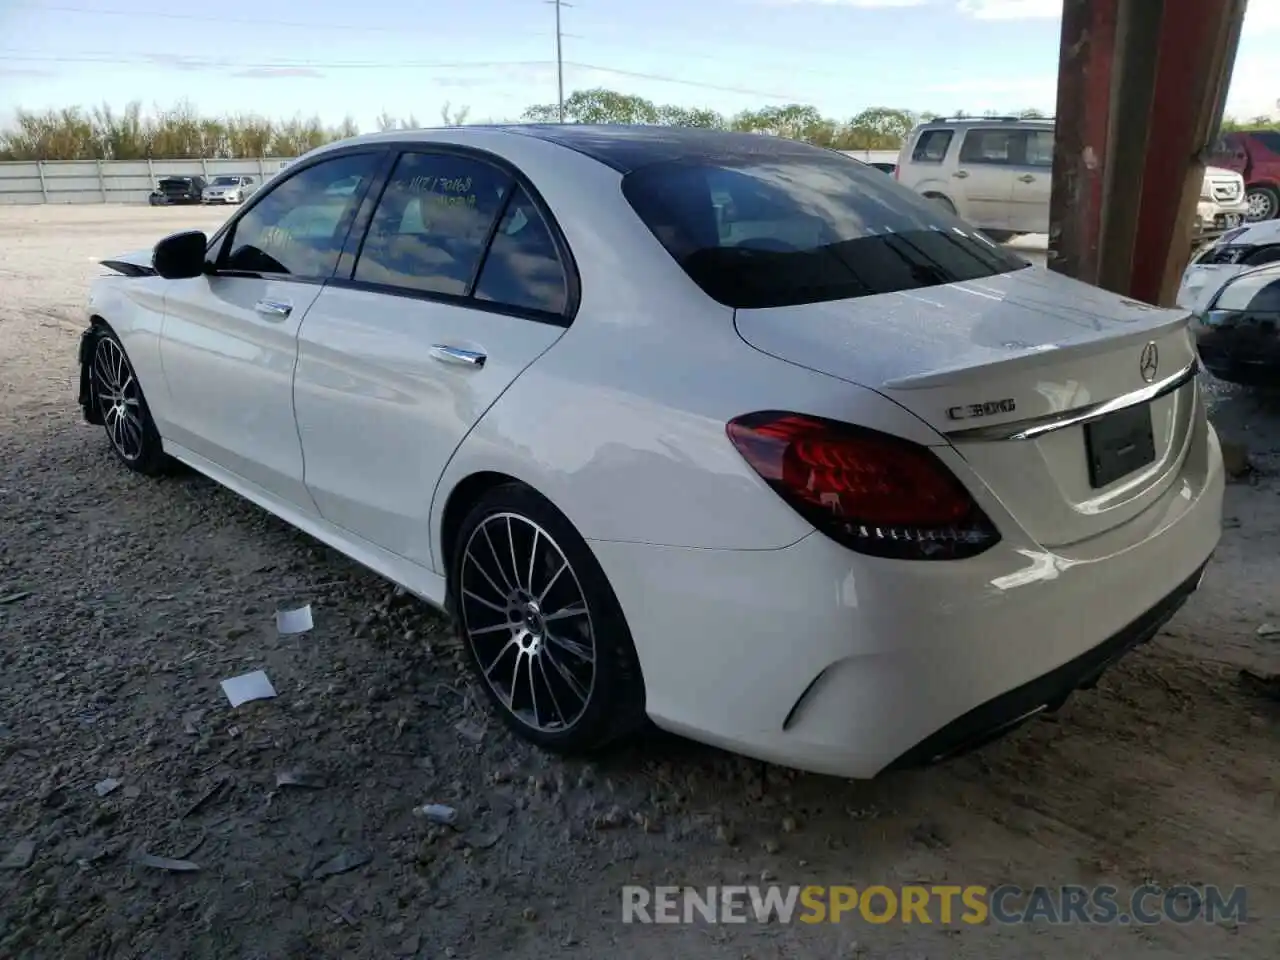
top-left (896, 116), bottom-right (1249, 242)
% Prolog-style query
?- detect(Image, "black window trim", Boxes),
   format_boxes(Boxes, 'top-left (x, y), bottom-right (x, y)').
top-left (201, 144), bottom-right (396, 288)
top-left (327, 142), bottom-right (581, 328)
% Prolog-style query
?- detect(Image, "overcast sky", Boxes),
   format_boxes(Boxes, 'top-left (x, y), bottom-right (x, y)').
top-left (1, 0), bottom-right (1277, 131)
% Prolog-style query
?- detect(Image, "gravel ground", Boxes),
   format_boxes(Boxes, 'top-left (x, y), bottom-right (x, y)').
top-left (2, 205), bottom-right (1279, 960)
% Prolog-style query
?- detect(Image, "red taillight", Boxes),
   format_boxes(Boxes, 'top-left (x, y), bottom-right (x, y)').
top-left (726, 411), bottom-right (1000, 560)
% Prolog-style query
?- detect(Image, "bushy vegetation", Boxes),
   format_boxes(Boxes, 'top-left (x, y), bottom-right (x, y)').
top-left (2, 89), bottom-right (1274, 161)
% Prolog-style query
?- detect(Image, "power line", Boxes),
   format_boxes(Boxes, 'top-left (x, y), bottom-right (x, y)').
top-left (0, 2), bottom-right (870, 82)
top-left (0, 53), bottom-right (556, 70)
top-left (0, 51), bottom-right (800, 99)
top-left (566, 62), bottom-right (800, 100)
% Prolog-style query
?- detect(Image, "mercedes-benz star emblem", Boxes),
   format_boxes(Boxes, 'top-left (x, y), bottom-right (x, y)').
top-left (1139, 342), bottom-right (1159, 383)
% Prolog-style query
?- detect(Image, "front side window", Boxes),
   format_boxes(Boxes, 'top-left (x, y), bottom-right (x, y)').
top-left (220, 153), bottom-right (380, 278)
top-left (911, 129), bottom-right (953, 162)
top-left (622, 153), bottom-right (1028, 309)
top-left (473, 185), bottom-right (568, 314)
top-left (353, 152), bottom-right (513, 296)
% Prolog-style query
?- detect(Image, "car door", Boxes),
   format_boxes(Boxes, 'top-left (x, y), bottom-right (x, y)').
top-left (293, 147), bottom-right (574, 571)
top-left (1008, 128), bottom-right (1053, 233)
top-left (952, 127), bottom-right (1018, 229)
top-left (158, 149), bottom-right (387, 512)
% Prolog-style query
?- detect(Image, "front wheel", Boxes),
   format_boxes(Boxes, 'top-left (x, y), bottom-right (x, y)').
top-left (450, 483), bottom-right (646, 754)
top-left (1246, 185), bottom-right (1278, 222)
top-left (90, 328), bottom-right (168, 475)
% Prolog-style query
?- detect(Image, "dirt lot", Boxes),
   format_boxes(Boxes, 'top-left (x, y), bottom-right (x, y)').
top-left (2, 204), bottom-right (1279, 960)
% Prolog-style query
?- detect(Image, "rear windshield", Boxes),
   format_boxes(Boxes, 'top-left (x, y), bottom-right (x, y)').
top-left (620, 155), bottom-right (1029, 309)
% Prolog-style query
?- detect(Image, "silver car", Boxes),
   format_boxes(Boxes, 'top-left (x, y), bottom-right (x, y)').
top-left (201, 175), bottom-right (258, 204)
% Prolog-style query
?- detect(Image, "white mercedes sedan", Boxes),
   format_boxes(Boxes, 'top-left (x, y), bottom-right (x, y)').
top-left (78, 125), bottom-right (1224, 778)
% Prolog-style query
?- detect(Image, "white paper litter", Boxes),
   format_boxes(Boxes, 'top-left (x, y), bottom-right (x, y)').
top-left (94, 778), bottom-right (120, 797)
top-left (220, 670), bottom-right (277, 707)
top-left (275, 604), bottom-right (314, 635)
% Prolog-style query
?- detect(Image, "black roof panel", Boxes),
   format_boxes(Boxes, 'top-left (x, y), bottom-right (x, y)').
top-left (496, 123), bottom-right (840, 173)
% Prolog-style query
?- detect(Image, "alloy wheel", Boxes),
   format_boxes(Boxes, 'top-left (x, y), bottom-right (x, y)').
top-left (458, 513), bottom-right (597, 733)
top-left (1247, 189), bottom-right (1276, 222)
top-left (93, 336), bottom-right (145, 462)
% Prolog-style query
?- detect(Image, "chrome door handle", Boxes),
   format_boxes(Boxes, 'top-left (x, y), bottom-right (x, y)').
top-left (429, 345), bottom-right (486, 368)
top-left (1018, 174), bottom-right (1036, 183)
top-left (952, 170), bottom-right (969, 179)
top-left (255, 299), bottom-right (292, 320)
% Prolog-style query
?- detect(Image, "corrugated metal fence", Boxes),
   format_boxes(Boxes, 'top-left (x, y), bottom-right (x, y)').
top-left (0, 149), bottom-right (901, 204)
top-left (0, 157), bottom-right (294, 204)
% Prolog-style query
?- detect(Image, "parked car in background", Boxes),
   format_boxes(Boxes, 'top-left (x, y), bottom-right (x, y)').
top-left (1211, 130), bottom-right (1280, 222)
top-left (149, 176), bottom-right (206, 206)
top-left (1189, 260), bottom-right (1280, 386)
top-left (1176, 219), bottom-right (1280, 312)
top-left (202, 175), bottom-right (257, 205)
top-left (897, 116), bottom-right (1248, 242)
top-left (78, 125), bottom-right (1222, 778)
top-left (1195, 166), bottom-right (1251, 235)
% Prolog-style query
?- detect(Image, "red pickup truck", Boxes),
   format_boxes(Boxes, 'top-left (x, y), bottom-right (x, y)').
top-left (1212, 130), bottom-right (1280, 223)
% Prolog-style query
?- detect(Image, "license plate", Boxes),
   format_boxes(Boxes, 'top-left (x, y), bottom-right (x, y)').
top-left (1084, 404), bottom-right (1156, 488)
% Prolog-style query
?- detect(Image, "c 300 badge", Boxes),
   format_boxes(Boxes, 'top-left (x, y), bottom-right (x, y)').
top-left (946, 398), bottom-right (1017, 421)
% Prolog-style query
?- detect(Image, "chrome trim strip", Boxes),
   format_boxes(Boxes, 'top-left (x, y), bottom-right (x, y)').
top-left (945, 359), bottom-right (1199, 442)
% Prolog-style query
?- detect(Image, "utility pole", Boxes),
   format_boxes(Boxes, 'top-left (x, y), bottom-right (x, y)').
top-left (545, 0), bottom-right (572, 122)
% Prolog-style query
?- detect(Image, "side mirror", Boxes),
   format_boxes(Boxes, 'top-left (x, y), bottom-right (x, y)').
top-left (153, 230), bottom-right (208, 279)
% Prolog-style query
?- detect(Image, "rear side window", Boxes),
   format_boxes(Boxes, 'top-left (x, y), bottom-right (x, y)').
top-left (354, 152), bottom-right (513, 296)
top-left (622, 154), bottom-right (1029, 310)
top-left (1025, 130), bottom-right (1054, 166)
top-left (911, 129), bottom-right (953, 162)
top-left (473, 185), bottom-right (568, 315)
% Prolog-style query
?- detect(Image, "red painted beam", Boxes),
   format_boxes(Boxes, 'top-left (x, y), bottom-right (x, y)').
top-left (1129, 0), bottom-right (1242, 303)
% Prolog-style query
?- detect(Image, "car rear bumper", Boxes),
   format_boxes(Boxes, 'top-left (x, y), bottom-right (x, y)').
top-left (589, 415), bottom-right (1223, 778)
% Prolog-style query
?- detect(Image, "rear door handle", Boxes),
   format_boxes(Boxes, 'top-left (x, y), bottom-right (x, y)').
top-left (1018, 174), bottom-right (1036, 183)
top-left (429, 345), bottom-right (486, 368)
top-left (952, 170), bottom-right (969, 179)
top-left (255, 299), bottom-right (292, 320)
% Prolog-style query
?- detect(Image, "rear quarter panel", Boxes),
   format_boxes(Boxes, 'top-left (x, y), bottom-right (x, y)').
top-left (425, 133), bottom-right (943, 556)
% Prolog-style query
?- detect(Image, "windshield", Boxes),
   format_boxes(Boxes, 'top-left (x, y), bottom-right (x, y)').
top-left (1253, 131), bottom-right (1280, 154)
top-left (211, 176), bottom-right (240, 185)
top-left (621, 155), bottom-right (1029, 309)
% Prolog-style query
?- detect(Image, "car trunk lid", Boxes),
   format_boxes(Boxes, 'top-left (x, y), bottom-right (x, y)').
top-left (733, 266), bottom-right (1201, 548)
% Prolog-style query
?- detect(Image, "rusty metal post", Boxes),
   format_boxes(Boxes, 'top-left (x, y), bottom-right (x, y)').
top-left (1047, 0), bottom-right (1118, 286)
top-left (1049, 0), bottom-right (1247, 305)
top-left (1128, 0), bottom-right (1247, 304)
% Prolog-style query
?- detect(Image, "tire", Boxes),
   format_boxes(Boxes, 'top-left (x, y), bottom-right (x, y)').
top-left (1246, 185), bottom-right (1278, 222)
top-left (449, 482), bottom-right (646, 754)
top-left (90, 327), bottom-right (169, 476)
top-left (925, 193), bottom-right (956, 214)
